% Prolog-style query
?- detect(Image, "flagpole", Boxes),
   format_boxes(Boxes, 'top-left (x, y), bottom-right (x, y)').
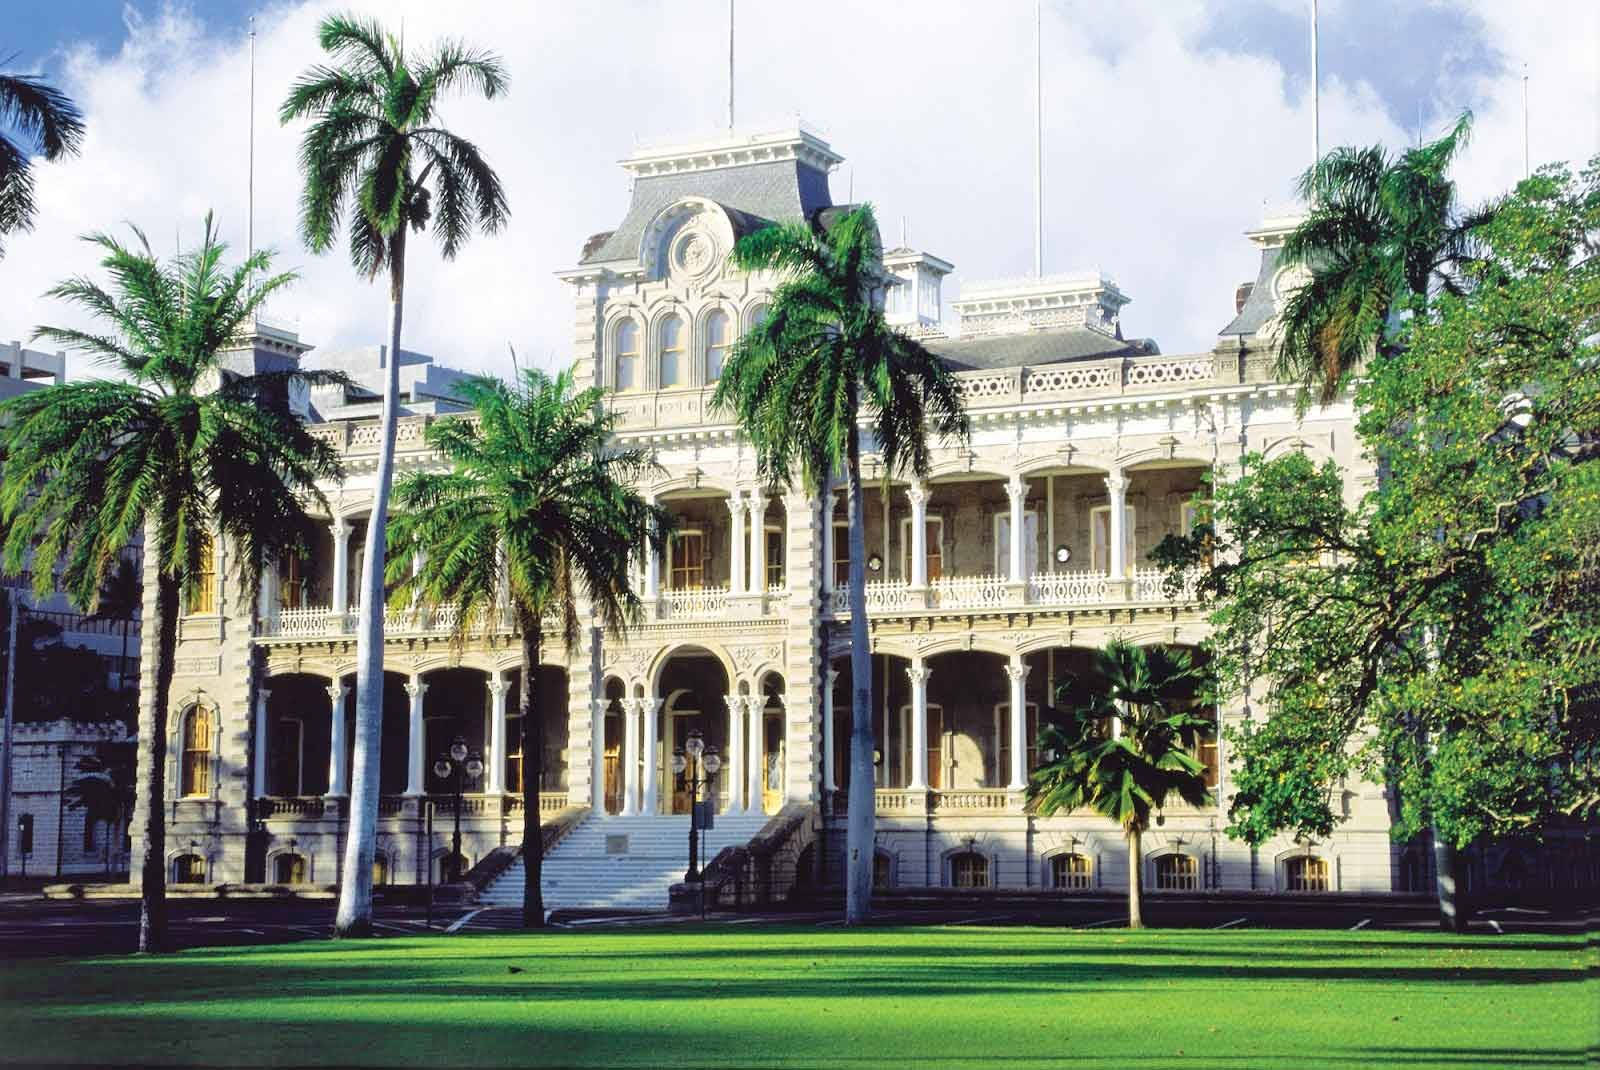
top-left (248, 15), bottom-right (257, 292)
top-left (1034, 0), bottom-right (1043, 278)
top-left (1310, 0), bottom-right (1319, 171)
top-left (1522, 64), bottom-right (1530, 179)
top-left (727, 0), bottom-right (735, 133)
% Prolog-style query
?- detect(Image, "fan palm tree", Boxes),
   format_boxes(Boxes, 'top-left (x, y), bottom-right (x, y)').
top-left (710, 203), bottom-right (969, 924)
top-left (1277, 112), bottom-right (1495, 404)
top-left (280, 13), bottom-right (508, 938)
top-left (1028, 641), bottom-right (1213, 929)
top-left (0, 216), bottom-right (343, 951)
top-left (65, 747), bottom-right (135, 876)
top-left (387, 366), bottom-right (667, 927)
top-left (1, 54), bottom-right (85, 257)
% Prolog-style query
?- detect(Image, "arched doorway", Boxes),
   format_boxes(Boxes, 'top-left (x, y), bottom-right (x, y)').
top-left (655, 647), bottom-right (731, 814)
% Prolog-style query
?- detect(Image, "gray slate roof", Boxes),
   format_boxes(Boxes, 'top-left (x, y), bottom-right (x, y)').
top-left (926, 327), bottom-right (1156, 372)
top-left (1219, 245), bottom-right (1281, 336)
top-left (580, 160), bottom-right (833, 264)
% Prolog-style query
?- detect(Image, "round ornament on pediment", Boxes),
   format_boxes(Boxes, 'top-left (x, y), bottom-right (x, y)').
top-left (671, 227), bottom-right (720, 281)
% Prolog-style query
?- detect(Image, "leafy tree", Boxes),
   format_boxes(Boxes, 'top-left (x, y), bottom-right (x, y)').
top-left (64, 745), bottom-right (135, 876)
top-left (0, 54), bottom-right (85, 257)
top-left (0, 216), bottom-right (342, 951)
top-left (387, 367), bottom-right (667, 927)
top-left (711, 202), bottom-right (969, 924)
top-left (1028, 641), bottom-right (1213, 929)
top-left (1277, 112), bottom-right (1495, 404)
top-left (280, 13), bottom-right (508, 938)
top-left (1156, 159), bottom-right (1600, 927)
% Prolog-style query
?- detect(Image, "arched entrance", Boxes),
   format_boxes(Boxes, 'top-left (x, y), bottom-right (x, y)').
top-left (655, 647), bottom-right (731, 814)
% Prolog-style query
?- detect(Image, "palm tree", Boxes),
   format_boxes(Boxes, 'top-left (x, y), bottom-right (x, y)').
top-left (1277, 112), bottom-right (1494, 404)
top-left (710, 203), bottom-right (969, 924)
top-left (65, 747), bottom-right (135, 877)
top-left (0, 216), bottom-right (342, 951)
top-left (1028, 642), bottom-right (1213, 929)
top-left (280, 13), bottom-right (508, 938)
top-left (387, 367), bottom-right (667, 927)
top-left (85, 555), bottom-right (142, 706)
top-left (0, 54), bottom-right (85, 257)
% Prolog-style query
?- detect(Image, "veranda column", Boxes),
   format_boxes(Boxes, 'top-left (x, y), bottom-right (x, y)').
top-left (727, 494), bottom-right (748, 595)
top-left (1006, 474), bottom-right (1027, 583)
top-left (643, 503), bottom-right (661, 601)
top-left (253, 687), bottom-right (272, 796)
top-left (822, 489), bottom-right (838, 593)
top-left (326, 682), bottom-right (350, 797)
top-left (486, 674), bottom-right (509, 796)
top-left (1005, 657), bottom-right (1030, 791)
top-left (404, 677), bottom-right (427, 796)
top-left (908, 482), bottom-right (929, 588)
top-left (746, 695), bottom-right (764, 816)
top-left (640, 697), bottom-right (661, 815)
top-left (330, 517), bottom-right (350, 614)
top-left (257, 558), bottom-right (279, 631)
top-left (749, 491), bottom-right (768, 595)
top-left (907, 661), bottom-right (930, 790)
top-left (822, 669), bottom-right (838, 793)
top-left (1106, 470), bottom-right (1128, 579)
top-left (725, 694), bottom-right (745, 813)
top-left (590, 699), bottom-right (608, 812)
top-left (620, 698), bottom-right (641, 816)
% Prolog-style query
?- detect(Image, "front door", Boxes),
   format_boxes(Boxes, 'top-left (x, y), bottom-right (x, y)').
top-left (670, 709), bottom-right (708, 814)
top-left (603, 706), bottom-right (622, 815)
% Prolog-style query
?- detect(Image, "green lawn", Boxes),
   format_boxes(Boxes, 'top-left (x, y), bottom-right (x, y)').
top-left (0, 925), bottom-right (1591, 1068)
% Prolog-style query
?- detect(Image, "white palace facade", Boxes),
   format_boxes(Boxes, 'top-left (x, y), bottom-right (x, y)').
top-left (131, 126), bottom-right (1417, 905)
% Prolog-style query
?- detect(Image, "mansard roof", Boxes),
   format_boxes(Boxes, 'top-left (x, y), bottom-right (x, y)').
top-left (1218, 244), bottom-right (1282, 337)
top-left (925, 325), bottom-right (1156, 372)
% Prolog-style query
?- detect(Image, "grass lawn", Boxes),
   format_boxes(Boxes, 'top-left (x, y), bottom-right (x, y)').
top-left (0, 924), bottom-right (1591, 1068)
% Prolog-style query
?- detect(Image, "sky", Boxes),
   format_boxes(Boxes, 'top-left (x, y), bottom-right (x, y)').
top-left (3, 0), bottom-right (1598, 380)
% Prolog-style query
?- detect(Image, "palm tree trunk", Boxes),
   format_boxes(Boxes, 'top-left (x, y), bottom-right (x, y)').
top-left (335, 231), bottom-right (407, 938)
top-left (519, 609), bottom-right (546, 928)
top-left (843, 416), bottom-right (876, 926)
top-left (1126, 826), bottom-right (1144, 930)
top-left (137, 573), bottom-right (179, 953)
top-left (1433, 831), bottom-right (1466, 932)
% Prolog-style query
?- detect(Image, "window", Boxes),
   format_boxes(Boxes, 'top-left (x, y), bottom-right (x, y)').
top-left (950, 851), bottom-right (989, 888)
top-left (900, 517), bottom-right (944, 581)
top-left (614, 319), bottom-right (640, 391)
top-left (993, 511), bottom-right (1039, 579)
top-left (1154, 853), bottom-right (1198, 891)
top-left (765, 527), bottom-right (784, 589)
top-left (273, 852), bottom-right (307, 885)
top-left (668, 531), bottom-right (705, 590)
top-left (873, 851), bottom-right (893, 889)
top-left (1051, 852), bottom-right (1092, 890)
top-left (173, 853), bottom-right (205, 883)
top-left (187, 537), bottom-right (216, 614)
top-left (270, 717), bottom-right (303, 796)
top-left (180, 708), bottom-right (212, 797)
top-left (1090, 505), bottom-right (1137, 576)
top-left (1286, 855), bottom-right (1330, 892)
top-left (372, 854), bottom-right (389, 887)
top-left (1197, 727), bottom-right (1219, 789)
top-left (279, 553), bottom-right (305, 610)
top-left (658, 315), bottom-right (686, 388)
top-left (705, 309), bottom-right (731, 381)
top-left (832, 521), bottom-right (850, 587)
top-left (506, 711), bottom-right (524, 794)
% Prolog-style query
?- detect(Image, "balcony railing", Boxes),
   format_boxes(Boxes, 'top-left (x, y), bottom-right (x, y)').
top-left (830, 788), bottom-right (1021, 815)
top-left (826, 567), bottom-right (1198, 617)
top-left (260, 601), bottom-right (559, 640)
top-left (657, 585), bottom-right (731, 620)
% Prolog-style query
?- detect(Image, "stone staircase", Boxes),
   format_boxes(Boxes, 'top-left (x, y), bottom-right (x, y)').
top-left (478, 813), bottom-right (773, 913)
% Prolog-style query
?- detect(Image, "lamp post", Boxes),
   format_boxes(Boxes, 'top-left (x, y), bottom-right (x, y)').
top-left (432, 736), bottom-right (484, 883)
top-left (671, 728), bottom-right (721, 883)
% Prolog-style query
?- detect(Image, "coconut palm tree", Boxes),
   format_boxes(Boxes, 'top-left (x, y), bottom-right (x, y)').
top-left (1277, 112), bottom-right (1495, 404)
top-left (280, 13), bottom-right (508, 937)
top-left (85, 555), bottom-right (142, 704)
top-left (0, 55), bottom-right (85, 257)
top-left (387, 366), bottom-right (667, 927)
top-left (0, 216), bottom-right (343, 951)
top-left (1028, 641), bottom-right (1213, 929)
top-left (710, 203), bottom-right (969, 924)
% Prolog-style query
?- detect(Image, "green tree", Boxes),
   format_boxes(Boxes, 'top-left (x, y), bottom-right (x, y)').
top-left (1, 55), bottom-right (85, 257)
top-left (710, 204), bottom-right (969, 924)
top-left (1277, 112), bottom-right (1494, 404)
top-left (388, 367), bottom-right (667, 927)
top-left (280, 13), bottom-right (508, 938)
top-left (1028, 641), bottom-right (1213, 929)
top-left (64, 745), bottom-right (135, 876)
top-left (1156, 159), bottom-right (1600, 927)
top-left (0, 216), bottom-right (342, 951)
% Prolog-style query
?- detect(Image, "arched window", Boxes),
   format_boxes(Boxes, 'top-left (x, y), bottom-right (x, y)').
top-left (1286, 855), bottom-right (1329, 892)
top-left (658, 315), bottom-right (686, 388)
top-left (1154, 853), bottom-right (1198, 891)
top-left (180, 708), bottom-right (212, 797)
top-left (372, 854), bottom-right (390, 887)
top-left (1050, 852), bottom-right (1092, 891)
top-left (704, 309), bottom-right (731, 381)
top-left (274, 852), bottom-right (307, 885)
top-left (173, 853), bottom-right (205, 883)
top-left (950, 851), bottom-right (989, 889)
top-left (614, 319), bottom-right (640, 391)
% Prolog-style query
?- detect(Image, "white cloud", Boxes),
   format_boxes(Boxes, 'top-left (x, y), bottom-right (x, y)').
top-left (2, 0), bottom-right (1595, 380)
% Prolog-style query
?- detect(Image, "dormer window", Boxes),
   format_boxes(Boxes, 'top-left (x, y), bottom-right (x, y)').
top-left (705, 310), bottom-right (731, 381)
top-left (659, 315), bottom-right (685, 389)
top-left (615, 319), bottom-right (640, 391)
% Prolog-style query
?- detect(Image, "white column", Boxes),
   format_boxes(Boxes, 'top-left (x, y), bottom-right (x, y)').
top-left (749, 491), bottom-right (767, 595)
top-left (822, 490), bottom-right (838, 592)
top-left (747, 695), bottom-right (764, 815)
top-left (907, 662), bottom-right (930, 790)
top-left (1107, 471), bottom-right (1128, 578)
top-left (330, 517), bottom-right (350, 614)
top-left (486, 674), bottom-right (510, 796)
top-left (404, 677), bottom-right (427, 796)
top-left (326, 682), bottom-right (349, 797)
top-left (590, 699), bottom-right (608, 812)
top-left (725, 694), bottom-right (745, 813)
top-left (640, 698), bottom-right (661, 815)
top-left (643, 496), bottom-right (660, 600)
top-left (1007, 474), bottom-right (1027, 582)
top-left (727, 493), bottom-right (748, 595)
top-left (620, 698), bottom-right (640, 816)
top-left (908, 482), bottom-right (929, 588)
top-left (253, 687), bottom-right (272, 796)
top-left (822, 669), bottom-right (838, 792)
top-left (1006, 658), bottom-right (1030, 790)
top-left (257, 557), bottom-right (278, 629)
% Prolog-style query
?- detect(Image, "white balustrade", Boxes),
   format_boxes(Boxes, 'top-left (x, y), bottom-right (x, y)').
top-left (930, 573), bottom-right (1010, 610)
top-left (828, 579), bottom-right (917, 616)
top-left (1026, 570), bottom-right (1111, 605)
top-left (271, 605), bottom-right (336, 638)
top-left (658, 585), bottom-right (731, 619)
top-left (1132, 566), bottom-right (1197, 603)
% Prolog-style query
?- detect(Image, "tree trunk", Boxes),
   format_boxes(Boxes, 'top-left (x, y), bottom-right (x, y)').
top-left (1126, 826), bottom-right (1144, 930)
top-left (1433, 830), bottom-right (1467, 933)
top-left (519, 609), bottom-right (546, 928)
top-left (136, 573), bottom-right (179, 953)
top-left (843, 417), bottom-right (876, 926)
top-left (335, 232), bottom-right (406, 938)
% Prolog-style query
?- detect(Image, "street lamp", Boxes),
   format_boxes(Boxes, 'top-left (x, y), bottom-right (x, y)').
top-left (433, 735), bottom-right (484, 883)
top-left (671, 728), bottom-right (721, 883)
